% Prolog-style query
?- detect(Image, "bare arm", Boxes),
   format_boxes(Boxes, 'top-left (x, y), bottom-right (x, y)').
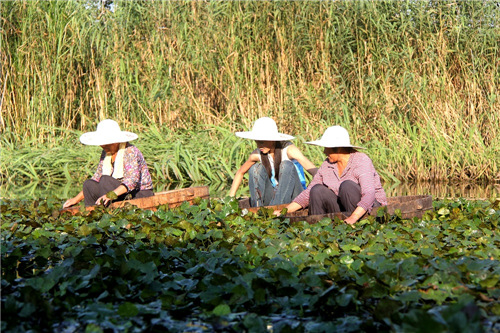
top-left (274, 201), bottom-right (303, 216)
top-left (345, 206), bottom-right (367, 225)
top-left (96, 184), bottom-right (129, 206)
top-left (286, 145), bottom-right (318, 176)
top-left (63, 190), bottom-right (84, 208)
top-left (229, 152), bottom-right (260, 197)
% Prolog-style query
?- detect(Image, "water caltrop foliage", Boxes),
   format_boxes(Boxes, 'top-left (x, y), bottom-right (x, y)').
top-left (1, 0), bottom-right (499, 183)
top-left (1, 197), bottom-right (499, 332)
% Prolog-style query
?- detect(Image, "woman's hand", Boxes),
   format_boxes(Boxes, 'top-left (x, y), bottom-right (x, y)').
top-left (96, 194), bottom-right (112, 206)
top-left (96, 185), bottom-right (128, 206)
top-left (344, 216), bottom-right (358, 225)
top-left (344, 206), bottom-right (367, 225)
top-left (274, 202), bottom-right (302, 216)
top-left (63, 191), bottom-right (84, 208)
top-left (63, 197), bottom-right (79, 208)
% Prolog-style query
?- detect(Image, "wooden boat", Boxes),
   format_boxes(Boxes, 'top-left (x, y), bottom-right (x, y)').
top-left (61, 186), bottom-right (210, 215)
top-left (239, 195), bottom-right (433, 224)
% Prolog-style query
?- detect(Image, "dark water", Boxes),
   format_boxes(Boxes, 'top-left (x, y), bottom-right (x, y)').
top-left (1, 180), bottom-right (498, 202)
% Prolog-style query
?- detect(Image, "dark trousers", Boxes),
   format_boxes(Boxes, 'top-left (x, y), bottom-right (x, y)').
top-left (309, 180), bottom-right (377, 215)
top-left (248, 160), bottom-right (303, 207)
top-left (83, 175), bottom-right (154, 207)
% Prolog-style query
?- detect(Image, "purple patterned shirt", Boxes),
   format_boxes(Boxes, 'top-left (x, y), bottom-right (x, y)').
top-left (91, 144), bottom-right (153, 192)
top-left (293, 151), bottom-right (387, 212)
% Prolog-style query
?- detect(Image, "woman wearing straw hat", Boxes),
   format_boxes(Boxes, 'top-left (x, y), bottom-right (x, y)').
top-left (277, 126), bottom-right (387, 224)
top-left (229, 117), bottom-right (317, 207)
top-left (63, 119), bottom-right (154, 208)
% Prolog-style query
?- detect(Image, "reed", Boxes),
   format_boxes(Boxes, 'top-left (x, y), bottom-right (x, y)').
top-left (1, 0), bottom-right (499, 183)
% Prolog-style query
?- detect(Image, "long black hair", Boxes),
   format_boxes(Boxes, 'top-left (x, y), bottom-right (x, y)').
top-left (260, 141), bottom-right (288, 182)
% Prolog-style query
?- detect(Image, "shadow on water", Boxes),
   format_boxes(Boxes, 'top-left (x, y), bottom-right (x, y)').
top-left (1, 180), bottom-right (499, 202)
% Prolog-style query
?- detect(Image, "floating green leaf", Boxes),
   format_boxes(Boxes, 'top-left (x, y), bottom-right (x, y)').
top-left (1, 196), bottom-right (499, 332)
top-left (212, 304), bottom-right (231, 316)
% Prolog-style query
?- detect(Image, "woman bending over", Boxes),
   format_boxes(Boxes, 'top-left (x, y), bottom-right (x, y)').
top-left (63, 119), bottom-right (154, 208)
top-left (278, 125), bottom-right (387, 224)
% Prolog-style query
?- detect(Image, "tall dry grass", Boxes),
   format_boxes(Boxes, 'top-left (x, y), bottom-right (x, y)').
top-left (1, 0), bottom-right (499, 182)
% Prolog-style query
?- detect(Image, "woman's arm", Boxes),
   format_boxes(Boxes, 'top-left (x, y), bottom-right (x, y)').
top-left (121, 146), bottom-right (143, 191)
top-left (63, 190), bottom-right (84, 208)
top-left (345, 206), bottom-right (367, 225)
top-left (228, 152), bottom-right (260, 197)
top-left (274, 201), bottom-right (303, 216)
top-left (96, 184), bottom-right (128, 206)
top-left (96, 146), bottom-right (147, 206)
top-left (63, 150), bottom-right (106, 208)
top-left (286, 145), bottom-right (318, 176)
top-left (274, 162), bottom-right (326, 215)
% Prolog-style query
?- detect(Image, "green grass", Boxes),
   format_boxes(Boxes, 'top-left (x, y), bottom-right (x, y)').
top-left (1, 1), bottom-right (499, 185)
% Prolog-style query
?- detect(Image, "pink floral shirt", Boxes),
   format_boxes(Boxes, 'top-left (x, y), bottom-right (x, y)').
top-left (91, 144), bottom-right (153, 192)
top-left (293, 151), bottom-right (387, 212)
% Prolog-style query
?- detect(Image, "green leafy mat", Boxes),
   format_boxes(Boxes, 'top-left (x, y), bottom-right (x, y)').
top-left (1, 197), bottom-right (499, 332)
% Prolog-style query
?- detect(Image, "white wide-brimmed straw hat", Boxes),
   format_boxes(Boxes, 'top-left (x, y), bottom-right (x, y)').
top-left (235, 117), bottom-right (294, 141)
top-left (80, 119), bottom-right (138, 146)
top-left (306, 125), bottom-right (365, 149)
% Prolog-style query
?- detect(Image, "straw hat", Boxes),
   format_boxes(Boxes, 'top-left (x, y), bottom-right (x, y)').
top-left (306, 125), bottom-right (365, 149)
top-left (235, 117), bottom-right (294, 141)
top-left (80, 119), bottom-right (138, 146)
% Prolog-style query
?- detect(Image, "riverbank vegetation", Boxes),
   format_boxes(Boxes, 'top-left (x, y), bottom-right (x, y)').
top-left (1, 127), bottom-right (499, 201)
top-left (1, 1), bottom-right (499, 188)
top-left (2, 197), bottom-right (499, 331)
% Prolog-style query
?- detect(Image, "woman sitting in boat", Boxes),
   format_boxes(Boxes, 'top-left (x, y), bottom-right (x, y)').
top-left (277, 125), bottom-right (387, 224)
top-left (63, 119), bottom-right (154, 208)
top-left (229, 117), bottom-right (317, 207)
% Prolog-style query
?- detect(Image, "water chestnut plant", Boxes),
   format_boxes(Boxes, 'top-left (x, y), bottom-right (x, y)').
top-left (1, 196), bottom-right (499, 332)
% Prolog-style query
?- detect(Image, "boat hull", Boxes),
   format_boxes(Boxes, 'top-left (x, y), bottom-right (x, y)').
top-left (61, 186), bottom-right (210, 215)
top-left (239, 195), bottom-right (433, 223)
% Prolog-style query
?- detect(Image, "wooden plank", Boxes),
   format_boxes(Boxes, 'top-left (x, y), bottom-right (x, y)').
top-left (384, 195), bottom-right (433, 218)
top-left (61, 186), bottom-right (210, 215)
top-left (239, 199), bottom-right (289, 214)
top-left (238, 195), bottom-right (433, 224)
